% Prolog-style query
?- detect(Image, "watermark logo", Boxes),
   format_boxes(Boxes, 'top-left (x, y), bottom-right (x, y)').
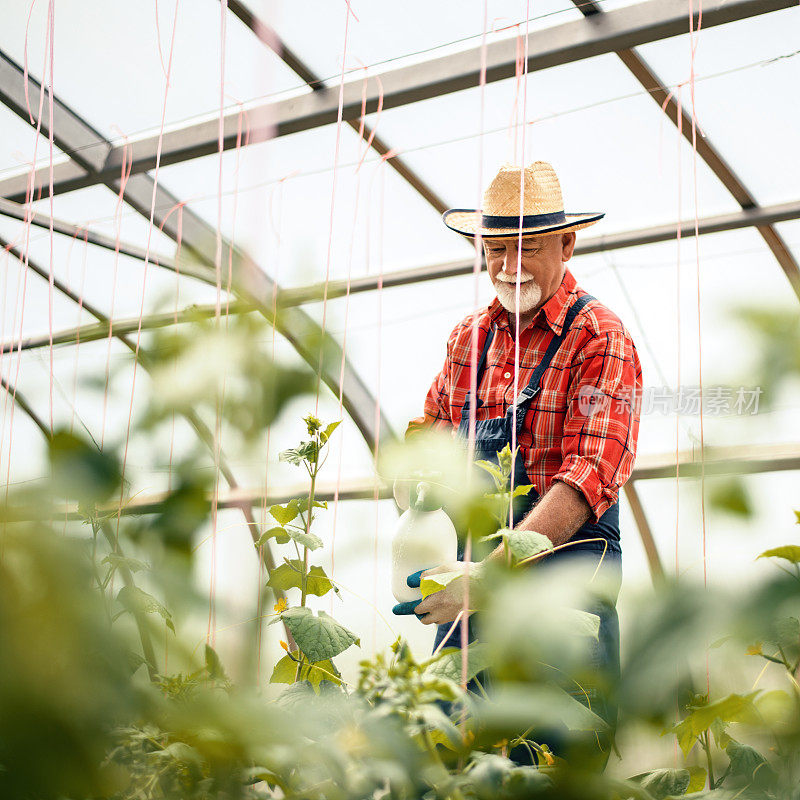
top-left (575, 385), bottom-right (763, 416)
top-left (577, 385), bottom-right (610, 417)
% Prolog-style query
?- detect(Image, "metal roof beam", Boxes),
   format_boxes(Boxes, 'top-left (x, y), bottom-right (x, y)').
top-left (1, 0), bottom-right (792, 201)
top-left (0, 238), bottom-right (289, 616)
top-left (12, 441), bottom-right (800, 521)
top-left (571, 0), bottom-right (800, 300)
top-left (0, 48), bottom-right (394, 454)
top-left (6, 196), bottom-right (800, 354)
top-left (224, 0), bottom-right (448, 213)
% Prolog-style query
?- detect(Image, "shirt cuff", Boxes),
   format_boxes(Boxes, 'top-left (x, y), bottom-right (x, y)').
top-left (552, 454), bottom-right (618, 522)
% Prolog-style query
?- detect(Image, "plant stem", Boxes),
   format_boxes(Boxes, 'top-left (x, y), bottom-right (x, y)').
top-left (299, 444), bottom-right (318, 610)
top-left (702, 730), bottom-right (716, 789)
top-left (99, 521), bottom-right (158, 682)
top-left (295, 432), bottom-right (321, 682)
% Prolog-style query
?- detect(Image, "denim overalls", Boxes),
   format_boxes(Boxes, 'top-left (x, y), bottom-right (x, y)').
top-left (433, 294), bottom-right (622, 762)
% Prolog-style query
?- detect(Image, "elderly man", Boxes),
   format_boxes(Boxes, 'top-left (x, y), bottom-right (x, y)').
top-left (393, 161), bottom-right (643, 759)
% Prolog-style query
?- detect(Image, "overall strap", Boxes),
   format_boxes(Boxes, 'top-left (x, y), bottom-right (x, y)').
top-left (462, 324), bottom-right (496, 413)
top-left (511, 293), bottom-right (596, 429)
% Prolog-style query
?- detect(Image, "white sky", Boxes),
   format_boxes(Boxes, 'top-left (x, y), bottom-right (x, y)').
top-left (1, 0), bottom-right (799, 681)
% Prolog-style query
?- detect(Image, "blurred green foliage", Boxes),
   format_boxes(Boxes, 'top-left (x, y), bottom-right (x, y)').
top-left (1, 313), bottom-right (800, 799)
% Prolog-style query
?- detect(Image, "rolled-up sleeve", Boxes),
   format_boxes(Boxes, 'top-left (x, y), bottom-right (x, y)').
top-left (552, 328), bottom-right (642, 521)
top-left (405, 324), bottom-right (458, 438)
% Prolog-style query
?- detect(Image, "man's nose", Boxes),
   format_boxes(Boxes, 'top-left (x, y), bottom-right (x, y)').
top-left (501, 251), bottom-right (520, 275)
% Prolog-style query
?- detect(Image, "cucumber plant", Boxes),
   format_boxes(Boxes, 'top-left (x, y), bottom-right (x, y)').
top-left (259, 415), bottom-right (361, 691)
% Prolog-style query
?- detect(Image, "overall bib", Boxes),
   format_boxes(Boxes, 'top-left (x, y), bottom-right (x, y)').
top-left (432, 294), bottom-right (622, 763)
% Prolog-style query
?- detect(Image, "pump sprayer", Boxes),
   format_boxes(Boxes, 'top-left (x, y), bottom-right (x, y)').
top-left (391, 481), bottom-right (458, 604)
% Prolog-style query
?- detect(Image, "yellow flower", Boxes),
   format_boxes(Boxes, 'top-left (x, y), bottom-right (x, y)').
top-left (279, 640), bottom-right (289, 652)
top-left (746, 642), bottom-right (763, 656)
top-left (273, 598), bottom-right (288, 613)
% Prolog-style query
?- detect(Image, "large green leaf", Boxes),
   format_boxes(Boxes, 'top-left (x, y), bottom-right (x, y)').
top-left (281, 607), bottom-right (360, 662)
top-left (255, 526), bottom-right (290, 546)
top-left (279, 440), bottom-right (319, 466)
top-left (670, 693), bottom-right (760, 756)
top-left (116, 586), bottom-right (175, 634)
top-left (204, 644), bottom-right (228, 682)
top-left (270, 651), bottom-right (340, 691)
top-left (475, 459), bottom-right (506, 491)
top-left (757, 545), bottom-right (800, 564)
top-left (420, 569), bottom-right (464, 599)
top-left (707, 478), bottom-right (752, 518)
top-left (152, 476), bottom-right (211, 555)
top-left (725, 740), bottom-right (772, 784)
top-left (424, 643), bottom-right (492, 684)
top-left (296, 497), bottom-right (327, 515)
top-left (284, 528), bottom-right (324, 551)
top-left (269, 501), bottom-right (299, 526)
top-left (686, 767), bottom-right (708, 793)
top-left (506, 530), bottom-right (554, 563)
top-left (415, 704), bottom-right (462, 748)
top-left (474, 683), bottom-right (608, 735)
top-left (755, 689), bottom-right (795, 726)
top-left (266, 560), bottom-right (333, 596)
top-left (48, 429), bottom-right (122, 503)
top-left (321, 420), bottom-right (341, 442)
top-left (629, 768), bottom-right (690, 799)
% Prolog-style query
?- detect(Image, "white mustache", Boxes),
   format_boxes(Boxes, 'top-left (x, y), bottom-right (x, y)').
top-left (496, 274), bottom-right (535, 284)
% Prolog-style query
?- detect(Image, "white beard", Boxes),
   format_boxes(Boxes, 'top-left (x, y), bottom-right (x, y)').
top-left (493, 277), bottom-right (543, 314)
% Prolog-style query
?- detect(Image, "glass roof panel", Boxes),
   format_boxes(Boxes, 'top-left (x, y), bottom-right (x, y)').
top-left (0, 104), bottom-right (66, 181)
top-left (28, 185), bottom-right (177, 261)
top-left (358, 50), bottom-right (741, 235)
top-left (0, 0), bottom-right (301, 140)
top-left (157, 123), bottom-right (466, 288)
top-left (634, 6), bottom-right (800, 205)
top-left (0, 212), bottom-right (227, 338)
top-left (268, 0), bottom-right (582, 89)
top-left (774, 219), bottom-right (800, 265)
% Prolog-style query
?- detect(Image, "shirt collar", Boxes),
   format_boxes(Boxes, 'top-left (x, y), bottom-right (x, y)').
top-left (487, 267), bottom-right (578, 336)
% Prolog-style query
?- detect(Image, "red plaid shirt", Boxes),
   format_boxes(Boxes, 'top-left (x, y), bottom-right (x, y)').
top-left (408, 267), bottom-right (643, 521)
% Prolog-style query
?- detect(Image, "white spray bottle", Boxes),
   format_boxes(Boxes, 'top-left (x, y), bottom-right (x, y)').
top-left (391, 481), bottom-right (458, 603)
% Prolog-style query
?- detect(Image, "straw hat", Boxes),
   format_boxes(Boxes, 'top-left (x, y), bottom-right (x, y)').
top-left (442, 161), bottom-right (604, 239)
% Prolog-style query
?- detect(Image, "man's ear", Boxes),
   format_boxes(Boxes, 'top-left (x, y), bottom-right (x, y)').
top-left (561, 232), bottom-right (577, 262)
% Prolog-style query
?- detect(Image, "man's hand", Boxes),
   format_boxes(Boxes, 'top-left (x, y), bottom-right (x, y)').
top-left (392, 562), bottom-right (483, 625)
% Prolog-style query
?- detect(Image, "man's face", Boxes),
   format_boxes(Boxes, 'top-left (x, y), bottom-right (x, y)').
top-left (483, 232), bottom-right (575, 316)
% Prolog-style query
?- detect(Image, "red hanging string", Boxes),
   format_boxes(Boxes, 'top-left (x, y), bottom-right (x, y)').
top-left (45, 0), bottom-right (55, 434)
top-left (207, 0), bottom-right (229, 648)
top-left (314, 0), bottom-right (357, 417)
top-left (462, 0), bottom-right (490, 693)
top-left (2, 0), bottom-right (53, 504)
top-left (329, 72), bottom-right (372, 616)
top-left (114, 0), bottom-right (179, 557)
top-left (257, 178), bottom-right (286, 682)
top-left (100, 133), bottom-right (132, 450)
top-left (509, 1), bottom-right (531, 531)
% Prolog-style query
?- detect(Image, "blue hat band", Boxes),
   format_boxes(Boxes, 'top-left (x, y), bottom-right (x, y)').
top-left (481, 211), bottom-right (566, 229)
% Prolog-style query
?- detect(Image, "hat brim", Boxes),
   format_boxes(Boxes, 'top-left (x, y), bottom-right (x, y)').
top-left (442, 209), bottom-right (604, 238)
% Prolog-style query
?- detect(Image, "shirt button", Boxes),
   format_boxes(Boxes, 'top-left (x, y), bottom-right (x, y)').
top-left (504, 371), bottom-right (511, 379)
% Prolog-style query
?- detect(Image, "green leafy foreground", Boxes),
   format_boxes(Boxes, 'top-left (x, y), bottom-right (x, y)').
top-left (2, 368), bottom-right (800, 798)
